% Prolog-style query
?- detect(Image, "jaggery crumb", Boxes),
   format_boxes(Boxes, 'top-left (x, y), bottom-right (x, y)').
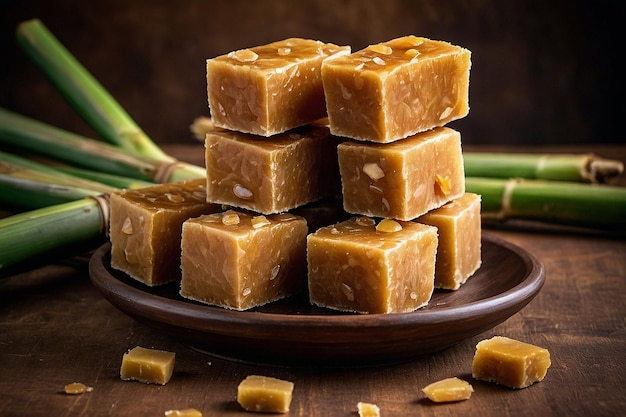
top-left (368, 44), bottom-right (393, 55)
top-left (164, 409), bottom-right (203, 417)
top-left (357, 402), bottom-right (380, 417)
top-left (376, 218), bottom-right (402, 233)
top-left (222, 211), bottom-right (241, 226)
top-left (233, 184), bottom-right (254, 200)
top-left (229, 49), bottom-right (258, 62)
top-left (251, 215), bottom-right (271, 228)
top-left (422, 377), bottom-right (473, 402)
top-left (363, 162), bottom-right (385, 181)
top-left (434, 174), bottom-right (451, 197)
top-left (64, 382), bottom-right (93, 395)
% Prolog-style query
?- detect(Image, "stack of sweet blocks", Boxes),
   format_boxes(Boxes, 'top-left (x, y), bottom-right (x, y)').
top-left (108, 36), bottom-right (481, 314)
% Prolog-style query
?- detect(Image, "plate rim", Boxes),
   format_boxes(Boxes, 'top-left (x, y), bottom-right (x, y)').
top-left (89, 232), bottom-right (544, 331)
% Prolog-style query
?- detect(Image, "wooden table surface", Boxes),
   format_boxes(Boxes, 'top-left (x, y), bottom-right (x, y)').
top-left (1, 144), bottom-right (625, 417)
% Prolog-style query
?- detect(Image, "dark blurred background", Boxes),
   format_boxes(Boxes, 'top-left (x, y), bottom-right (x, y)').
top-left (1, 0), bottom-right (624, 147)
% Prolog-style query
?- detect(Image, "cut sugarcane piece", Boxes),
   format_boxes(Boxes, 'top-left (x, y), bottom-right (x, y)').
top-left (463, 152), bottom-right (624, 184)
top-left (0, 198), bottom-right (106, 277)
top-left (0, 149), bottom-right (153, 190)
top-left (466, 177), bottom-right (626, 230)
top-left (0, 160), bottom-right (114, 209)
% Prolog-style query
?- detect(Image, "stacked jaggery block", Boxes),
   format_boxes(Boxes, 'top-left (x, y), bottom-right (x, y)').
top-left (206, 38), bottom-right (350, 136)
top-left (108, 35), bottom-right (482, 315)
top-left (308, 35), bottom-right (481, 312)
top-left (175, 38), bottom-right (352, 310)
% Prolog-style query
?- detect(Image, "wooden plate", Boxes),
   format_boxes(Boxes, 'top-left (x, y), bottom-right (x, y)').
top-left (89, 233), bottom-right (544, 367)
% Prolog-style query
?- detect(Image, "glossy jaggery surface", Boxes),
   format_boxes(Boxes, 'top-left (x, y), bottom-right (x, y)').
top-left (337, 127), bottom-right (465, 221)
top-left (204, 124), bottom-right (341, 214)
top-left (179, 211), bottom-right (308, 311)
top-left (207, 38), bottom-right (350, 136)
top-left (307, 216), bottom-right (438, 314)
top-left (321, 35), bottom-right (471, 143)
top-left (109, 179), bottom-right (221, 286)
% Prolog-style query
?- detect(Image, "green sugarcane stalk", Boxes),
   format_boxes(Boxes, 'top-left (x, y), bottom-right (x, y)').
top-left (466, 177), bottom-right (626, 230)
top-left (0, 158), bottom-right (116, 209)
top-left (54, 165), bottom-right (154, 189)
top-left (15, 18), bottom-right (167, 160)
top-left (463, 152), bottom-right (624, 184)
top-left (0, 198), bottom-right (106, 277)
top-left (15, 19), bottom-right (206, 182)
top-left (0, 108), bottom-right (202, 183)
top-left (1, 148), bottom-right (153, 190)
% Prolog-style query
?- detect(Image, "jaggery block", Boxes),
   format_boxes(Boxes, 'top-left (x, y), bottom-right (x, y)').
top-left (321, 35), bottom-right (471, 143)
top-left (120, 346), bottom-right (175, 385)
top-left (207, 38), bottom-right (350, 136)
top-left (422, 377), bottom-right (474, 402)
top-left (357, 402), bottom-right (380, 417)
top-left (180, 211), bottom-right (308, 311)
top-left (237, 375), bottom-right (294, 413)
top-left (472, 336), bottom-right (552, 389)
top-left (205, 124), bottom-right (341, 214)
top-left (109, 179), bottom-right (222, 286)
top-left (337, 127), bottom-right (465, 221)
top-left (418, 192), bottom-right (482, 290)
top-left (307, 217), bottom-right (438, 314)
top-left (164, 409), bottom-right (202, 417)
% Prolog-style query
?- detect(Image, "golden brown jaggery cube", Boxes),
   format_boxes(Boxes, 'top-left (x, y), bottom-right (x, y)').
top-left (357, 402), bottom-right (380, 417)
top-left (207, 38), bottom-right (350, 136)
top-left (337, 127), bottom-right (465, 221)
top-left (237, 375), bottom-right (294, 413)
top-left (180, 211), bottom-right (308, 311)
top-left (321, 35), bottom-right (471, 143)
top-left (205, 124), bottom-right (341, 214)
top-left (109, 179), bottom-right (222, 286)
top-left (307, 217), bottom-right (438, 314)
top-left (472, 336), bottom-right (552, 389)
top-left (417, 193), bottom-right (482, 290)
top-left (120, 346), bottom-right (175, 385)
top-left (422, 377), bottom-right (474, 402)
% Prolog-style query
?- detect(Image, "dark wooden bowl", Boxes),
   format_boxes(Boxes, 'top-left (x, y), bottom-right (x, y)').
top-left (89, 233), bottom-right (544, 367)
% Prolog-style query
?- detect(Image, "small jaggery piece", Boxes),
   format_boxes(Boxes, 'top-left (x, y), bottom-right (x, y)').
top-left (164, 409), bottom-right (202, 417)
top-left (422, 377), bottom-right (474, 402)
top-left (109, 179), bottom-right (222, 286)
top-left (307, 217), bottom-right (438, 314)
top-left (337, 127), bottom-right (465, 221)
top-left (120, 346), bottom-right (175, 385)
top-left (417, 193), bottom-right (482, 290)
top-left (180, 211), bottom-right (308, 311)
top-left (63, 382), bottom-right (93, 395)
top-left (205, 124), bottom-right (341, 214)
top-left (357, 402), bottom-right (380, 417)
top-left (321, 35), bottom-right (471, 143)
top-left (237, 375), bottom-right (294, 413)
top-left (207, 38), bottom-right (350, 136)
top-left (472, 336), bottom-right (551, 389)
